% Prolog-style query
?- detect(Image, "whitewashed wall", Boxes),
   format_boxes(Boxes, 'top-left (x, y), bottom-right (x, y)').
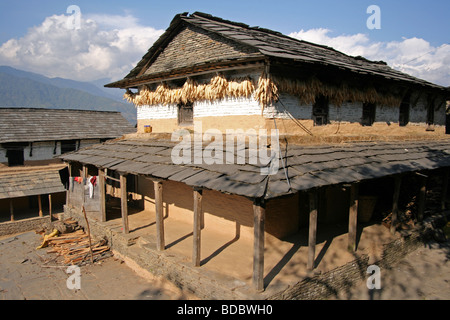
top-left (135, 68), bottom-right (446, 127)
top-left (0, 139), bottom-right (103, 164)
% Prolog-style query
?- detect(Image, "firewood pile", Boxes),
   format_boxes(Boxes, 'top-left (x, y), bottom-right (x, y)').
top-left (37, 219), bottom-right (111, 265)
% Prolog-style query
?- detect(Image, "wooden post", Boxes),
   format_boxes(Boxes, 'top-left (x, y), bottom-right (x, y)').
top-left (193, 188), bottom-right (203, 266)
top-left (441, 169), bottom-right (449, 211)
top-left (9, 199), bottom-right (14, 222)
top-left (391, 175), bottom-right (402, 234)
top-left (417, 175), bottom-right (427, 222)
top-left (308, 190), bottom-right (318, 271)
top-left (120, 174), bottom-right (129, 234)
top-left (154, 180), bottom-right (165, 251)
top-left (66, 163), bottom-right (72, 207)
top-left (38, 194), bottom-right (43, 217)
top-left (48, 194), bottom-right (52, 221)
top-left (348, 184), bottom-right (359, 252)
top-left (98, 168), bottom-right (106, 222)
top-left (252, 198), bottom-right (265, 292)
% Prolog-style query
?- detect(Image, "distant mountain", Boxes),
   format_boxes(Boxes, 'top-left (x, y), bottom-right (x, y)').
top-left (0, 66), bottom-right (136, 124)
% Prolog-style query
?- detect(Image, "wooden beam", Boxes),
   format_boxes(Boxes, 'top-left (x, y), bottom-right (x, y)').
top-left (9, 199), bottom-right (14, 222)
top-left (38, 194), bottom-right (43, 217)
top-left (252, 198), bottom-right (265, 292)
top-left (417, 175), bottom-right (427, 222)
top-left (391, 175), bottom-right (402, 234)
top-left (154, 180), bottom-right (165, 251)
top-left (98, 168), bottom-right (106, 222)
top-left (193, 188), bottom-right (203, 267)
top-left (48, 194), bottom-right (52, 221)
top-left (441, 169), bottom-right (449, 211)
top-left (308, 190), bottom-right (318, 271)
top-left (348, 184), bottom-right (359, 252)
top-left (120, 174), bottom-right (129, 234)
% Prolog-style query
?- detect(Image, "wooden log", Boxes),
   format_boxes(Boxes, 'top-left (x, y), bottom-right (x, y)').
top-left (391, 175), bottom-right (402, 234)
top-left (193, 188), bottom-right (203, 267)
top-left (98, 168), bottom-right (106, 222)
top-left (348, 184), bottom-right (359, 252)
top-left (308, 190), bottom-right (318, 271)
top-left (252, 198), bottom-right (265, 292)
top-left (154, 180), bottom-right (165, 251)
top-left (120, 174), bottom-right (129, 234)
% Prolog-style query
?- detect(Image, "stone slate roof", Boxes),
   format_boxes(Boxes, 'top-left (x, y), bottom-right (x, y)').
top-left (106, 12), bottom-right (448, 94)
top-left (0, 167), bottom-right (66, 200)
top-left (0, 108), bottom-right (135, 143)
top-left (60, 137), bottom-right (450, 200)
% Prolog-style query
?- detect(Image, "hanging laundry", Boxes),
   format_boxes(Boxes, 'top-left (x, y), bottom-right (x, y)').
top-left (90, 176), bottom-right (97, 187)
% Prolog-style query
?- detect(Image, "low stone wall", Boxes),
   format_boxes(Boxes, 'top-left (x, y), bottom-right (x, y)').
top-left (0, 216), bottom-right (51, 237)
top-left (267, 223), bottom-right (434, 300)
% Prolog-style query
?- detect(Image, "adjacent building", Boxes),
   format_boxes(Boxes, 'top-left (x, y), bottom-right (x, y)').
top-left (0, 108), bottom-right (135, 234)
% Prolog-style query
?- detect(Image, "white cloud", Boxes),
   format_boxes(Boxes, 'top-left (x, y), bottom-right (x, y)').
top-left (0, 13), bottom-right (164, 82)
top-left (289, 29), bottom-right (450, 87)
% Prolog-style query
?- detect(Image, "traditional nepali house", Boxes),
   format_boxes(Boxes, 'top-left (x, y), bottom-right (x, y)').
top-left (60, 12), bottom-right (450, 296)
top-left (0, 108), bottom-right (134, 234)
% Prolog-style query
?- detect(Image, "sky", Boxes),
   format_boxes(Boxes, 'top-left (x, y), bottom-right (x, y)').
top-left (0, 0), bottom-right (448, 86)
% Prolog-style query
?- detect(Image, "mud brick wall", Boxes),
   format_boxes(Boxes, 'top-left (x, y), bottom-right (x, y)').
top-left (0, 216), bottom-right (50, 237)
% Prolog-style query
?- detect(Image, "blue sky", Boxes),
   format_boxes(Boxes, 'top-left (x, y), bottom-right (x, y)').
top-left (0, 0), bottom-right (449, 85)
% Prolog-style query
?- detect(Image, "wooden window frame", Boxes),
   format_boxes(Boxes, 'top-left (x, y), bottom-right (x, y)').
top-left (312, 95), bottom-right (329, 126)
top-left (362, 102), bottom-right (376, 126)
top-left (178, 102), bottom-right (194, 126)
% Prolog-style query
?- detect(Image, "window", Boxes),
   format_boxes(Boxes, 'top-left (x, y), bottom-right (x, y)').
top-left (3, 143), bottom-right (26, 166)
top-left (61, 140), bottom-right (78, 154)
top-left (399, 94), bottom-right (410, 127)
top-left (312, 95), bottom-right (329, 126)
top-left (178, 102), bottom-right (193, 126)
top-left (362, 103), bottom-right (376, 126)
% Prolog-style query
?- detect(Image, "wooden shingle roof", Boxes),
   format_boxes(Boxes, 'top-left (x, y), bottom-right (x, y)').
top-left (60, 137), bottom-right (450, 200)
top-left (106, 12), bottom-right (448, 94)
top-left (0, 108), bottom-right (135, 143)
top-left (0, 167), bottom-right (66, 199)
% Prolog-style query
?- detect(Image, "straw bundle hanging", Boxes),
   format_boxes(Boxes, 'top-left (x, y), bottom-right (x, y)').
top-left (254, 72), bottom-right (279, 111)
top-left (124, 74), bottom-right (258, 107)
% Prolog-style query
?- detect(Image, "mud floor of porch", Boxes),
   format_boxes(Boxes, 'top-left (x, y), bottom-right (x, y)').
top-left (100, 204), bottom-right (399, 296)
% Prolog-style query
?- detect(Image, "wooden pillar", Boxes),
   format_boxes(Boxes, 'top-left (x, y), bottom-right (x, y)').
top-left (98, 168), bottom-right (106, 222)
top-left (252, 198), bottom-right (265, 291)
top-left (441, 169), bottom-right (449, 211)
top-left (120, 174), bottom-right (129, 234)
top-left (48, 194), bottom-right (52, 221)
top-left (154, 180), bottom-right (165, 251)
top-left (308, 190), bottom-right (318, 271)
top-left (9, 199), bottom-right (14, 222)
top-left (417, 174), bottom-right (427, 222)
top-left (348, 184), bottom-right (359, 252)
top-left (193, 188), bottom-right (203, 266)
top-left (391, 175), bottom-right (402, 234)
top-left (38, 194), bottom-right (43, 217)
top-left (66, 163), bottom-right (71, 207)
